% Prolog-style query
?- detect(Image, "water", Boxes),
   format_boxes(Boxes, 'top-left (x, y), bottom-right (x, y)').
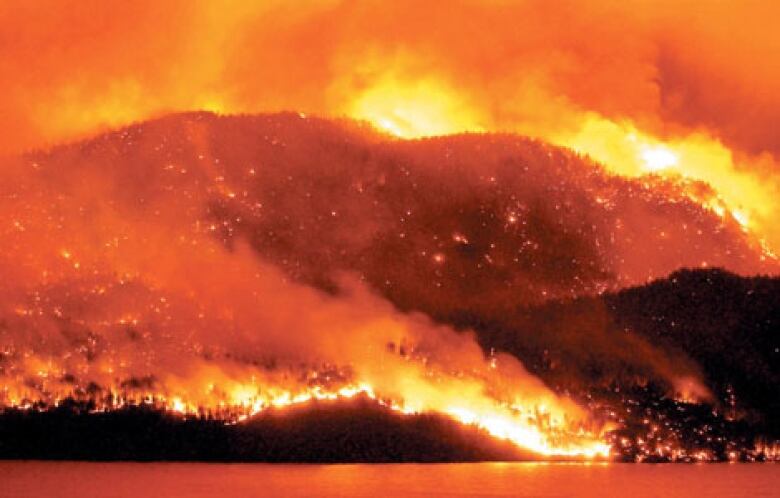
top-left (0, 462), bottom-right (777, 498)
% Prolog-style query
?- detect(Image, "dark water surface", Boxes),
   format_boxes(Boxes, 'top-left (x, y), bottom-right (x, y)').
top-left (0, 461), bottom-right (777, 498)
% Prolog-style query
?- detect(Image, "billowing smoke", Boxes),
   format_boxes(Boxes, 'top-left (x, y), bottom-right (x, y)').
top-left (2, 1), bottom-right (780, 246)
top-left (0, 113), bottom-right (764, 456)
top-left (1, 1), bottom-right (777, 460)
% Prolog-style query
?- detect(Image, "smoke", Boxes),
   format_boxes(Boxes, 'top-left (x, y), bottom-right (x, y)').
top-left (2, 1), bottom-right (778, 248)
top-left (0, 1), bottom-right (776, 152)
top-left (3, 113), bottom-right (644, 455)
top-left (1, 0), bottom-right (777, 154)
top-left (1, 1), bottom-right (776, 451)
top-left (0, 112), bottom-right (758, 417)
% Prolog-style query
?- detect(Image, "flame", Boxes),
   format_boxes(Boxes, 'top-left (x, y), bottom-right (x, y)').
top-left (0, 234), bottom-right (610, 459)
top-left (554, 114), bottom-right (778, 256)
top-left (639, 145), bottom-right (678, 173)
top-left (2, 1), bottom-right (778, 462)
top-left (2, 378), bottom-right (609, 458)
top-left (349, 77), bottom-right (484, 138)
top-left (1, 354), bottom-right (611, 458)
top-left (1, 1), bottom-right (779, 255)
top-left (349, 81), bottom-right (776, 255)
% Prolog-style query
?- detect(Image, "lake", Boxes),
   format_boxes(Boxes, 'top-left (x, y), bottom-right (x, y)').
top-left (0, 462), bottom-right (777, 497)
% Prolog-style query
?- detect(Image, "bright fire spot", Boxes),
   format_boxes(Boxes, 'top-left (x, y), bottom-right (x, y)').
top-left (539, 114), bottom-right (775, 253)
top-left (640, 146), bottom-right (678, 172)
top-left (731, 209), bottom-right (750, 228)
top-left (446, 406), bottom-right (610, 459)
top-left (352, 92), bottom-right (778, 258)
top-left (199, 97), bottom-right (227, 115)
top-left (350, 78), bottom-right (484, 138)
top-left (348, 73), bottom-right (780, 255)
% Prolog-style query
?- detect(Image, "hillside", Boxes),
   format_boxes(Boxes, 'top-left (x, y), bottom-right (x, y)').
top-left (0, 113), bottom-right (777, 462)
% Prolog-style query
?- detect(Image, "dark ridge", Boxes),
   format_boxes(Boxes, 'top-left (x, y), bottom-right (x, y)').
top-left (0, 396), bottom-right (531, 462)
top-left (467, 267), bottom-right (779, 461)
top-left (606, 268), bottom-right (780, 431)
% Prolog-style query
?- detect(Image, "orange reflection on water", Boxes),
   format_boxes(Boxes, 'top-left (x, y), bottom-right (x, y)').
top-left (0, 462), bottom-right (776, 498)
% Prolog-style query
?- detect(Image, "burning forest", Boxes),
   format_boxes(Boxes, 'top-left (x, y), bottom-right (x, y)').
top-left (0, 1), bottom-right (779, 464)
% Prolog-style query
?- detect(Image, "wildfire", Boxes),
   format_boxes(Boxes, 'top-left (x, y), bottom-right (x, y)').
top-left (349, 77), bottom-right (484, 138)
top-left (2, 375), bottom-right (609, 459)
top-left (639, 145), bottom-right (678, 173)
top-left (159, 380), bottom-right (611, 457)
top-left (348, 81), bottom-right (776, 258)
top-left (1, 0), bottom-right (779, 465)
top-left (0, 233), bottom-right (611, 460)
top-left (556, 115), bottom-right (773, 236)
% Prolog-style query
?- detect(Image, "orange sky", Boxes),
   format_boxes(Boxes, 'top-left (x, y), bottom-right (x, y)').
top-left (1, 0), bottom-right (777, 153)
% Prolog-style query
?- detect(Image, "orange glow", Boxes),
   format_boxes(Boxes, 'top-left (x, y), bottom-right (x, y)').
top-left (640, 146), bottom-right (678, 173)
top-left (4, 382), bottom-right (610, 458)
top-left (0, 226), bottom-right (610, 458)
top-left (2, 357), bottom-right (610, 458)
top-left (2, 1), bottom-right (779, 251)
top-left (350, 77), bottom-right (484, 138)
top-left (553, 115), bottom-right (775, 242)
top-left (1, 0), bottom-right (779, 462)
top-left (349, 84), bottom-right (776, 256)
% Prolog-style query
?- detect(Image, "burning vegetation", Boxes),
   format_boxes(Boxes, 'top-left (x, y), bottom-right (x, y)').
top-left (1, 1), bottom-right (779, 462)
top-left (0, 114), bottom-right (777, 461)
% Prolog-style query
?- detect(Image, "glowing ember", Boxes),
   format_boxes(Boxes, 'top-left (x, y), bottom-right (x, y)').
top-left (1, 1), bottom-right (779, 464)
top-left (1, 110), bottom-right (776, 460)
